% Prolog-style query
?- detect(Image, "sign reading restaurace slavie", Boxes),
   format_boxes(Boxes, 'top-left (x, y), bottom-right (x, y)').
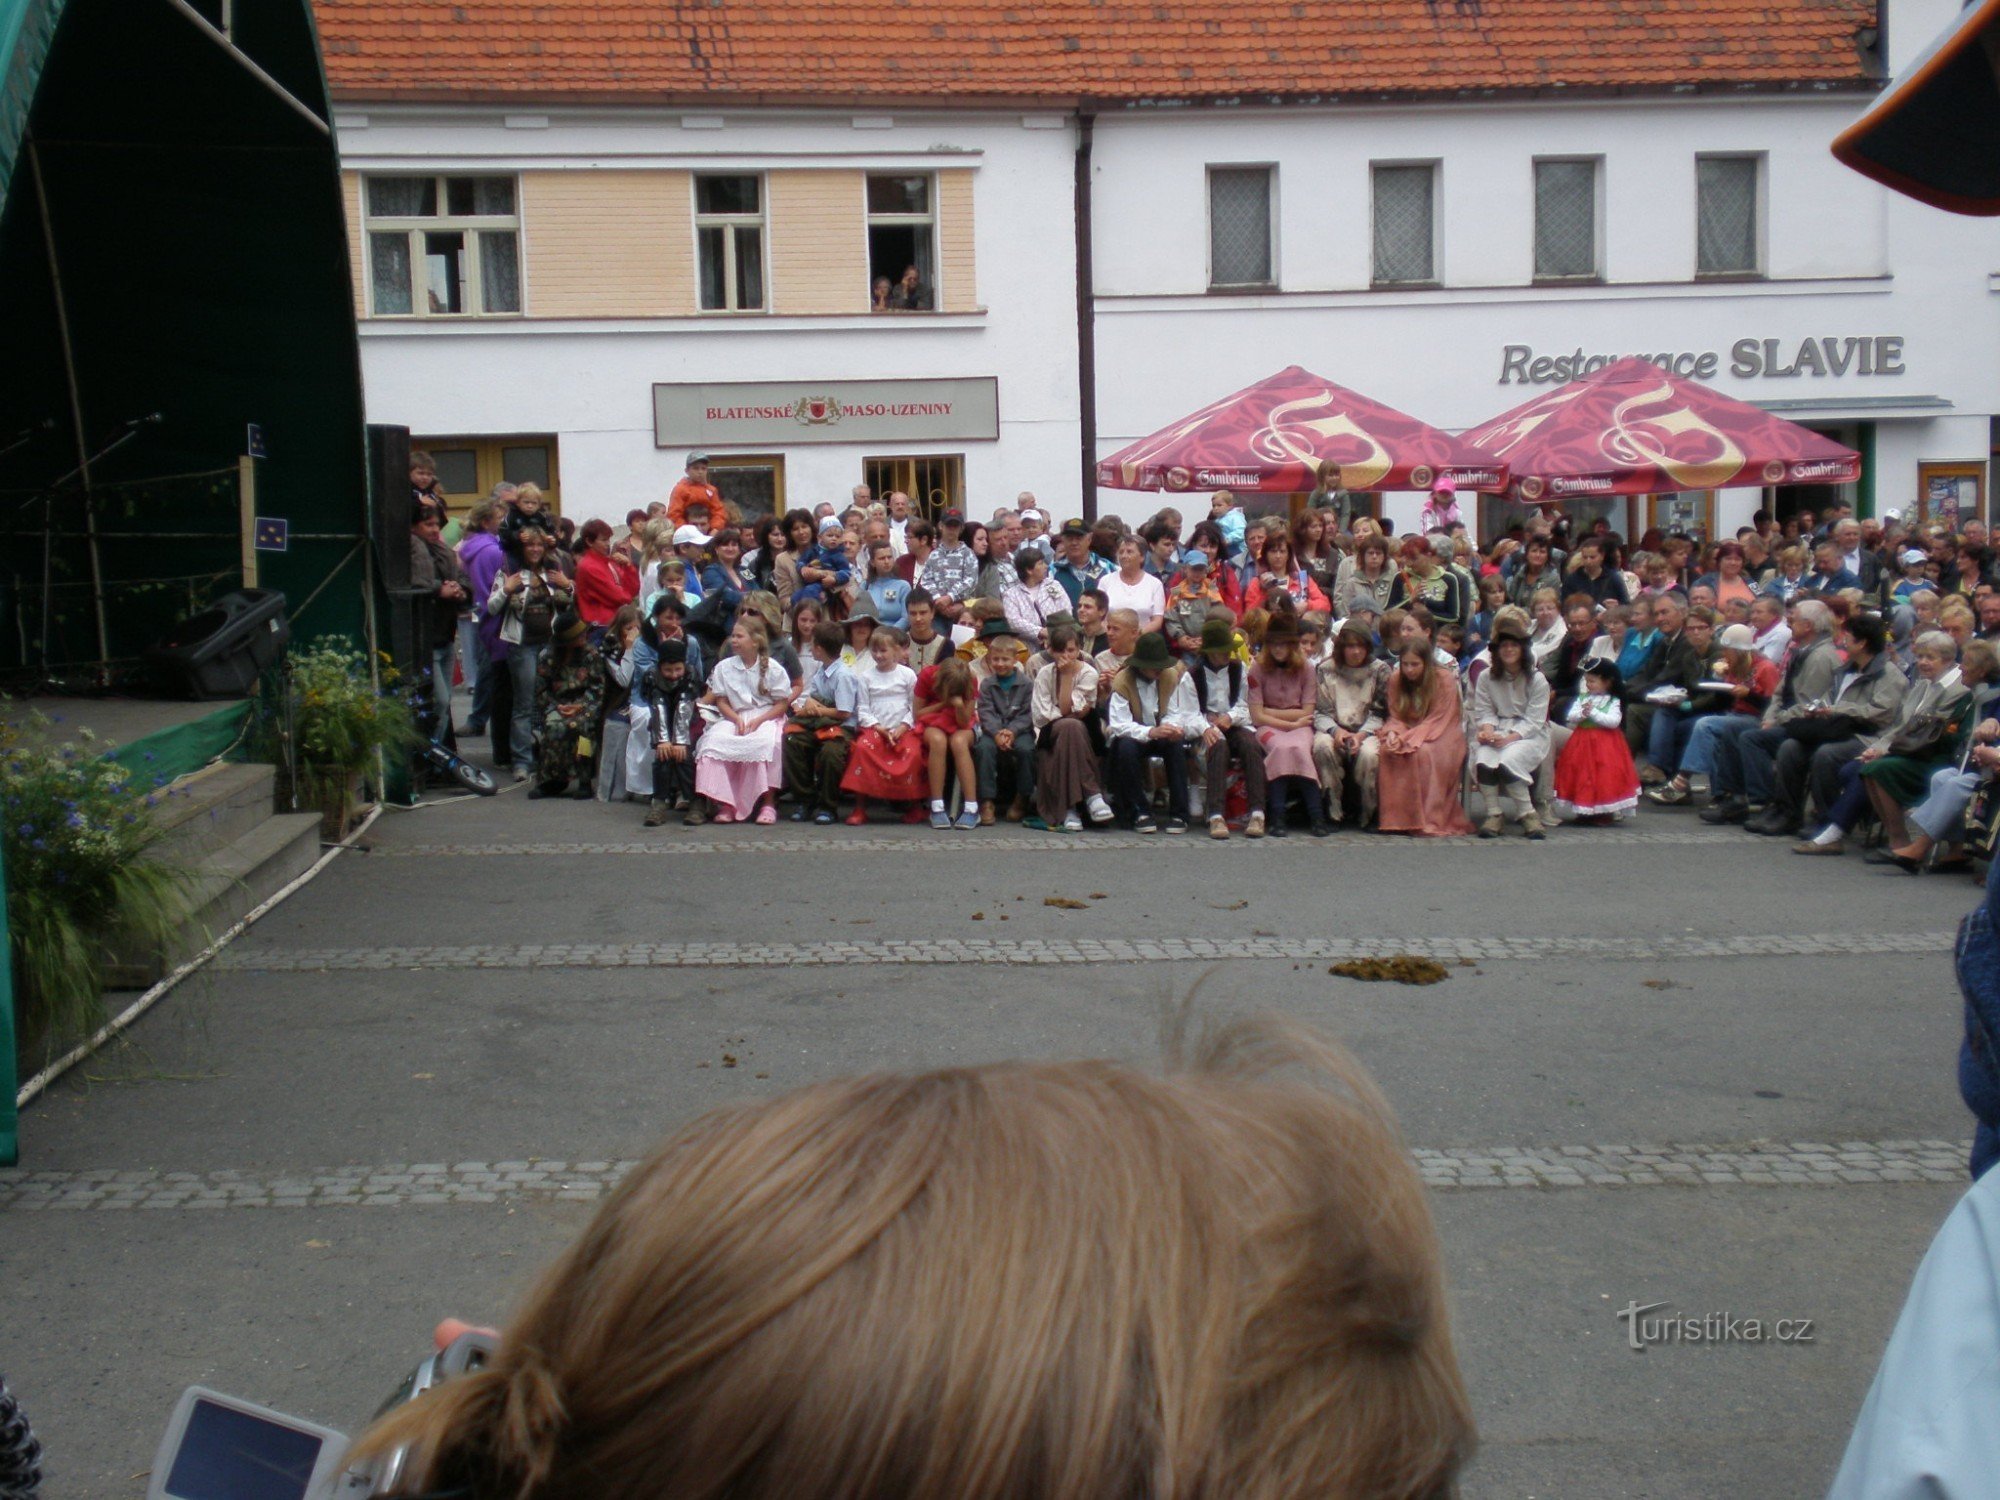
top-left (1498, 337), bottom-right (1908, 386)
top-left (654, 378), bottom-right (1000, 446)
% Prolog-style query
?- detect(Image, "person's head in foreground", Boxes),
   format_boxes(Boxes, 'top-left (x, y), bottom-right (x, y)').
top-left (352, 1019), bottom-right (1473, 1500)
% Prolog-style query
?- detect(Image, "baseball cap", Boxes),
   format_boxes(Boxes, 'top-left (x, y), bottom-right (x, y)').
top-left (1431, 475), bottom-right (1458, 495)
top-left (1715, 623), bottom-right (1757, 651)
top-left (1060, 519), bottom-right (1089, 537)
top-left (1900, 547), bottom-right (1929, 567)
top-left (671, 524), bottom-right (711, 546)
top-left (1180, 548), bottom-right (1211, 570)
top-left (686, 451), bottom-right (710, 466)
top-left (1020, 508), bottom-right (1045, 525)
top-left (940, 508), bottom-right (965, 526)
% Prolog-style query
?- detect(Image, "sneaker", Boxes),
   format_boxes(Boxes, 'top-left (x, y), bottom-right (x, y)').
top-left (1647, 781), bottom-right (1691, 806)
top-left (813, 809), bottom-right (835, 825)
top-left (956, 808), bottom-right (981, 830)
top-left (1085, 793), bottom-right (1115, 825)
top-left (1164, 817), bottom-right (1188, 835)
top-left (1209, 815), bottom-right (1230, 841)
top-left (1132, 813), bottom-right (1159, 835)
top-left (1244, 811), bottom-right (1267, 839)
top-left (511, 766), bottom-right (529, 783)
top-left (930, 808), bottom-right (952, 829)
top-left (1061, 811), bottom-right (1084, 833)
top-left (789, 805), bottom-right (810, 822)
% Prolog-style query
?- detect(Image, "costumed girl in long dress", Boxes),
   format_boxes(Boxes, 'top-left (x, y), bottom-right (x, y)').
top-left (1469, 609), bottom-right (1552, 839)
top-left (841, 626), bottom-right (927, 824)
top-left (1555, 658), bottom-right (1641, 825)
top-left (693, 618), bottom-right (793, 825)
top-left (1249, 612), bottom-right (1330, 836)
top-left (1376, 644), bottom-right (1475, 837)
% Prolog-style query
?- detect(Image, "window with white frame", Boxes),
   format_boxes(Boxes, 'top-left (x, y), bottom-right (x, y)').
top-left (866, 175), bottom-right (937, 310)
top-left (694, 175), bottom-right (766, 312)
top-left (1533, 157), bottom-right (1601, 280)
top-left (365, 176), bottom-right (521, 317)
top-left (1371, 163), bottom-right (1438, 285)
top-left (1207, 166), bottom-right (1276, 289)
top-left (1697, 155), bottom-right (1763, 277)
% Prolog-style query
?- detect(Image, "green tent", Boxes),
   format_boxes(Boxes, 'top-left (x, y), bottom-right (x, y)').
top-left (0, 0), bottom-right (375, 1162)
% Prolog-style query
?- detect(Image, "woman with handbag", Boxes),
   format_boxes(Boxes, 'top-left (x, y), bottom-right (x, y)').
top-left (487, 527), bottom-right (575, 783)
top-left (1794, 631), bottom-right (1972, 856)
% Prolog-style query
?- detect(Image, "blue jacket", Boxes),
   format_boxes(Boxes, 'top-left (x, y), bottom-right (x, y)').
top-left (1957, 872), bottom-right (2000, 1178)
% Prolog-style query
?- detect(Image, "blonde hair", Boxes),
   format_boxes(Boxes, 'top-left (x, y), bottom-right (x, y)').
top-left (347, 1019), bottom-right (1470, 1500)
top-left (515, 483), bottom-right (545, 507)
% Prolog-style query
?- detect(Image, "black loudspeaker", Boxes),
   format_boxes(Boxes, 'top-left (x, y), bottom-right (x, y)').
top-left (145, 588), bottom-right (292, 699)
top-left (368, 423), bottom-right (413, 593)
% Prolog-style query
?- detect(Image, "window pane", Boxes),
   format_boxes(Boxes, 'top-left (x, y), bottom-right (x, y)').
top-left (367, 177), bottom-right (435, 217)
top-left (866, 175), bottom-right (930, 215)
top-left (473, 177), bottom-right (516, 216)
top-left (696, 175), bottom-right (760, 216)
top-left (445, 178), bottom-right (476, 217)
top-left (480, 231), bottom-right (521, 312)
top-left (424, 230), bottom-right (466, 314)
top-left (1534, 160), bottom-right (1597, 278)
top-left (500, 446), bottom-right (551, 489)
top-left (734, 226), bottom-right (764, 310)
top-left (1373, 165), bottom-right (1435, 283)
top-left (698, 225), bottom-right (727, 310)
top-left (1698, 158), bottom-right (1760, 274)
top-left (430, 449), bottom-right (479, 495)
top-left (1208, 167), bottom-right (1273, 286)
top-left (369, 232), bottom-right (413, 314)
top-left (711, 464), bottom-right (779, 520)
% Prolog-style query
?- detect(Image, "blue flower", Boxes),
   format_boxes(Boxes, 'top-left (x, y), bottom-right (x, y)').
top-left (142, 751), bottom-right (155, 762)
top-left (15, 822), bottom-right (29, 837)
top-left (66, 811), bottom-right (84, 828)
top-left (30, 839), bottom-right (44, 851)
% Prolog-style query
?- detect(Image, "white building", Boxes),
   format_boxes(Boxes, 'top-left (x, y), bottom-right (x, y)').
top-left (322, 0), bottom-right (2000, 541)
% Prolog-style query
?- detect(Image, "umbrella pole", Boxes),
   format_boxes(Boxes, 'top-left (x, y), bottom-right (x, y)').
top-left (27, 138), bottom-right (111, 684)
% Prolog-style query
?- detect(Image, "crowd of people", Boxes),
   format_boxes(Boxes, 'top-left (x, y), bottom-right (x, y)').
top-left (407, 449), bottom-right (2000, 868)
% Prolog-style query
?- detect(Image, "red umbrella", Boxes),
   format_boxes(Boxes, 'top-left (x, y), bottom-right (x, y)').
top-left (1096, 365), bottom-right (1507, 495)
top-left (1463, 357), bottom-right (1860, 504)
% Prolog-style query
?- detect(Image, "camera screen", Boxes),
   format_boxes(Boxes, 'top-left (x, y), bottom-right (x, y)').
top-left (162, 1398), bottom-right (324, 1499)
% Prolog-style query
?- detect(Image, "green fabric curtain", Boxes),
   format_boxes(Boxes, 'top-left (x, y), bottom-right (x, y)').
top-left (0, 0), bottom-right (60, 211)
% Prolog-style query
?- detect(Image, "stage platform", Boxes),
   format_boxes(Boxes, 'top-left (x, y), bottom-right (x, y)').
top-left (1, 695), bottom-right (253, 781)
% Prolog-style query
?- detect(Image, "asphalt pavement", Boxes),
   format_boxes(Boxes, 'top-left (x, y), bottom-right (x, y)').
top-left (0, 773), bottom-right (1982, 1498)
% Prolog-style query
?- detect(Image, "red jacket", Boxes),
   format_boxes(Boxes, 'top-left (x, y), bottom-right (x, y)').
top-left (574, 549), bottom-right (639, 626)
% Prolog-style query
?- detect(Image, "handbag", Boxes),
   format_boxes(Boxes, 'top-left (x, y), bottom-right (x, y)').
top-left (1784, 712), bottom-right (1860, 746)
top-left (1967, 780), bottom-right (2000, 861)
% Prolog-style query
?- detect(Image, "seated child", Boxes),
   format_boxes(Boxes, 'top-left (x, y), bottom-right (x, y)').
top-left (642, 638), bottom-right (701, 827)
top-left (841, 626), bottom-right (925, 824)
top-left (1030, 623), bottom-right (1115, 832)
top-left (784, 621), bottom-right (859, 824)
top-left (920, 656), bottom-right (981, 830)
top-left (974, 633), bottom-right (1036, 823)
top-left (902, 588), bottom-right (952, 670)
top-left (1164, 551), bottom-right (1224, 655)
top-left (1187, 616), bottom-right (1268, 839)
top-left (1555, 657), bottom-right (1641, 825)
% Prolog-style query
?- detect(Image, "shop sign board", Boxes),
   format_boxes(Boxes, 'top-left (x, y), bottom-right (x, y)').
top-left (1497, 337), bottom-right (1908, 386)
top-left (654, 378), bottom-right (1000, 446)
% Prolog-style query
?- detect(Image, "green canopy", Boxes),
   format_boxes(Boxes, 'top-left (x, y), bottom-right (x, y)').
top-left (0, 0), bottom-right (375, 676)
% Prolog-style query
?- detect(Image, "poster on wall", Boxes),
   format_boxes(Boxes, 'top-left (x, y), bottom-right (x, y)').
top-left (1930, 475), bottom-right (1962, 529)
top-left (1920, 464), bottom-right (1985, 528)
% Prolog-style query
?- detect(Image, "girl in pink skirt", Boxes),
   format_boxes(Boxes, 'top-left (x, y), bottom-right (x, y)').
top-left (693, 620), bottom-right (794, 825)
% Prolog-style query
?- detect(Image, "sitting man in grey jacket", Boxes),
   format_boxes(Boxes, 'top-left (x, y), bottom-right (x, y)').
top-left (1702, 598), bottom-right (1842, 825)
top-left (1746, 610), bottom-right (1907, 837)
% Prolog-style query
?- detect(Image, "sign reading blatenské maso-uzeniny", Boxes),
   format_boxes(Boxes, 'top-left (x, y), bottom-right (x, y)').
top-left (654, 378), bottom-right (1000, 446)
top-left (1499, 336), bottom-right (1907, 386)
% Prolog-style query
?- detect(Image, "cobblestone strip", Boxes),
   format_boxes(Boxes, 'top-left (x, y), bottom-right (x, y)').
top-left (370, 828), bottom-right (1744, 858)
top-left (216, 929), bottom-right (1953, 973)
top-left (1, 1139), bottom-right (1968, 1212)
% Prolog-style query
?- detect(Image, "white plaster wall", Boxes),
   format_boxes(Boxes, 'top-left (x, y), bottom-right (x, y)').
top-left (339, 108), bottom-right (1083, 525)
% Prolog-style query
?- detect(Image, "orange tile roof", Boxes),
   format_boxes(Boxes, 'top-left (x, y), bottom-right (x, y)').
top-left (315, 0), bottom-right (1878, 107)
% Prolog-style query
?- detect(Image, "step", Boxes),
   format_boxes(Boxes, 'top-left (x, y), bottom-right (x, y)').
top-left (149, 762), bottom-right (278, 861)
top-left (104, 813), bottom-right (324, 989)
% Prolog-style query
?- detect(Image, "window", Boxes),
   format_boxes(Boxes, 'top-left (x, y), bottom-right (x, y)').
top-left (365, 176), bottom-right (521, 317)
top-left (1207, 166), bottom-right (1276, 289)
top-left (1533, 158), bottom-right (1600, 280)
top-left (705, 455), bottom-right (786, 520)
top-left (863, 455), bottom-right (963, 519)
top-left (1697, 156), bottom-right (1762, 277)
top-left (1371, 163), bottom-right (1438, 285)
top-left (694, 175), bottom-right (766, 312)
top-left (866, 175), bottom-right (936, 310)
top-left (412, 435), bottom-right (560, 515)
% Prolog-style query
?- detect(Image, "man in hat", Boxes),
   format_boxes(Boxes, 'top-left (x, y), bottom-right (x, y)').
top-left (1053, 519), bottom-right (1109, 606)
top-left (919, 508), bottom-right (981, 623)
top-left (670, 452), bottom-right (723, 530)
top-left (1105, 630), bottom-right (1201, 834)
top-left (1188, 615), bottom-right (1267, 839)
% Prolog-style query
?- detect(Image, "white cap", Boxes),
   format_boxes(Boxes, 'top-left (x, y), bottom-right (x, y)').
top-left (1716, 623), bottom-right (1756, 651)
top-left (1020, 508), bottom-right (1045, 525)
top-left (672, 524), bottom-right (711, 547)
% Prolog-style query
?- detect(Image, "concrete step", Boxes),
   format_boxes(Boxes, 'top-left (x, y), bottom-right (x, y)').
top-left (104, 813), bottom-right (324, 989)
top-left (150, 762), bottom-right (277, 860)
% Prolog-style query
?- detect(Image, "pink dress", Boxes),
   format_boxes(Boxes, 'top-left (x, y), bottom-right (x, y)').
top-left (694, 655), bottom-right (789, 817)
top-left (1376, 674), bottom-right (1475, 837)
top-left (1248, 660), bottom-right (1317, 781)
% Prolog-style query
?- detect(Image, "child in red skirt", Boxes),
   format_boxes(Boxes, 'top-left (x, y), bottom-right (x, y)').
top-left (1555, 657), bottom-right (1640, 825)
top-left (841, 627), bottom-right (927, 824)
top-left (918, 656), bottom-right (981, 830)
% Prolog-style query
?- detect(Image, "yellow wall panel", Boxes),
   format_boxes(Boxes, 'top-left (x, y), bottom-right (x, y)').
top-left (521, 170), bottom-right (694, 317)
top-left (342, 172), bottom-right (366, 321)
top-left (767, 169), bottom-right (868, 315)
top-left (938, 168), bottom-right (979, 312)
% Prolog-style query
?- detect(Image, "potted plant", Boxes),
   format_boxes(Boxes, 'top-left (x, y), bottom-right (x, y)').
top-left (2, 720), bottom-right (192, 1066)
top-left (264, 641), bottom-right (418, 837)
